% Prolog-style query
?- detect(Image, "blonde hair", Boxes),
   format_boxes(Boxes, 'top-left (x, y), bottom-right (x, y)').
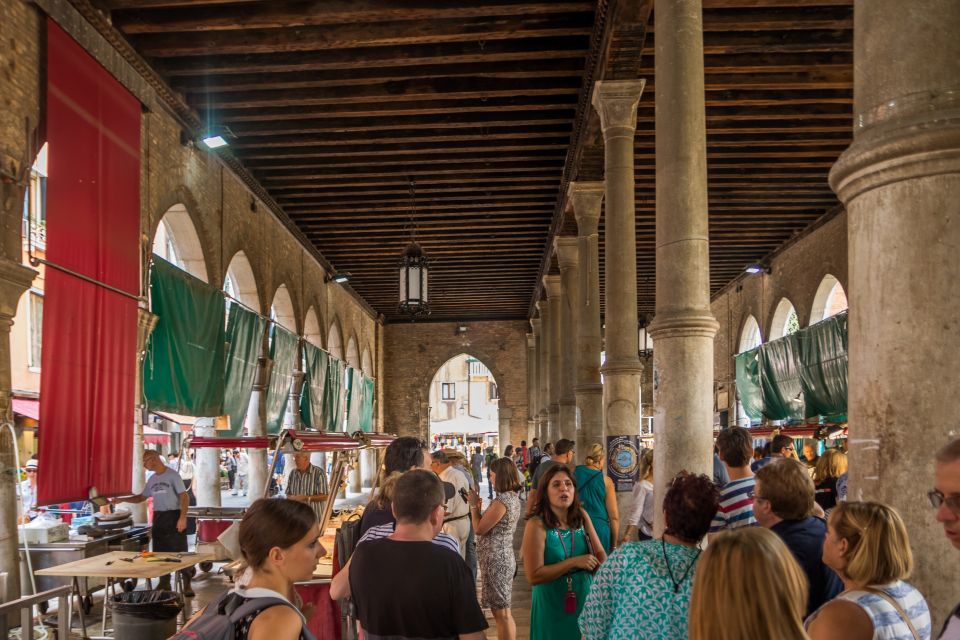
top-left (813, 449), bottom-right (847, 484)
top-left (689, 528), bottom-right (810, 640)
top-left (830, 501), bottom-right (913, 585)
top-left (583, 443), bottom-right (604, 466)
top-left (638, 448), bottom-right (654, 481)
top-left (371, 471), bottom-right (403, 509)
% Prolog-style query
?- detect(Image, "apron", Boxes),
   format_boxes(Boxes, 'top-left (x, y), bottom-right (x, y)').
top-left (152, 510), bottom-right (188, 552)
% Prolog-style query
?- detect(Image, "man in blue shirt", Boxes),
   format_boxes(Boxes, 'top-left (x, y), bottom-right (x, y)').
top-left (112, 449), bottom-right (191, 594)
top-left (753, 458), bottom-right (842, 616)
top-left (751, 433), bottom-right (797, 472)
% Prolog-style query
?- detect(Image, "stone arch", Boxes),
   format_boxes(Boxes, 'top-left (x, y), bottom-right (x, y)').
top-left (303, 306), bottom-right (324, 348)
top-left (427, 352), bottom-right (501, 446)
top-left (151, 203), bottom-right (209, 282)
top-left (810, 274), bottom-right (849, 323)
top-left (345, 334), bottom-right (361, 369)
top-left (361, 346), bottom-right (373, 376)
top-left (738, 314), bottom-right (763, 353)
top-left (223, 250), bottom-right (261, 312)
top-left (270, 284), bottom-right (297, 333)
top-left (769, 297), bottom-right (800, 340)
top-left (327, 317), bottom-right (344, 360)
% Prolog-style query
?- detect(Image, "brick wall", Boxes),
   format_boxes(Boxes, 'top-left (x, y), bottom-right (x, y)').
top-left (382, 321), bottom-right (529, 445)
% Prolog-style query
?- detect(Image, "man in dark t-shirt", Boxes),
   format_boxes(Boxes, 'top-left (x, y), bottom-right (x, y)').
top-left (349, 470), bottom-right (487, 640)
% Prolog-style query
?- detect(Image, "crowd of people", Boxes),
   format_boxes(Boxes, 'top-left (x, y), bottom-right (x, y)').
top-left (177, 432), bottom-right (960, 640)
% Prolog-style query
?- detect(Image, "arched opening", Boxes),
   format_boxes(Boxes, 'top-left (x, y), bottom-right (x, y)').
top-left (345, 335), bottom-right (361, 370)
top-left (152, 204), bottom-right (208, 282)
top-left (327, 320), bottom-right (344, 360)
top-left (270, 284), bottom-right (296, 333)
top-left (738, 315), bottom-right (763, 354)
top-left (361, 346), bottom-right (373, 376)
top-left (303, 307), bottom-right (323, 348)
top-left (810, 274), bottom-right (849, 323)
top-left (224, 250), bottom-right (260, 311)
top-left (429, 354), bottom-right (500, 455)
top-left (769, 298), bottom-right (800, 340)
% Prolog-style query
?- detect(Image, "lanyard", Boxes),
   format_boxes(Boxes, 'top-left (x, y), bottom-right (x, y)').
top-left (556, 527), bottom-right (577, 560)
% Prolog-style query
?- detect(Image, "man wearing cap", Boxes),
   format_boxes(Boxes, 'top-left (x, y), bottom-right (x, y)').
top-left (112, 449), bottom-right (193, 595)
top-left (431, 450), bottom-right (471, 559)
top-left (18, 458), bottom-right (39, 523)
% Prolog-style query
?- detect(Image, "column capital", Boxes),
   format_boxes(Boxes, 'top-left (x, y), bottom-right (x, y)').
top-left (568, 181), bottom-right (604, 233)
top-left (0, 259), bottom-right (37, 319)
top-left (591, 79), bottom-right (647, 134)
top-left (553, 236), bottom-right (579, 270)
top-left (499, 407), bottom-right (514, 421)
top-left (535, 298), bottom-right (548, 317)
top-left (526, 332), bottom-right (536, 348)
top-left (530, 316), bottom-right (541, 334)
top-left (542, 274), bottom-right (562, 299)
top-left (648, 310), bottom-right (719, 340)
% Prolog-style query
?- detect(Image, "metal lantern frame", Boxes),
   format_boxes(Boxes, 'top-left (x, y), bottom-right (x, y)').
top-left (398, 240), bottom-right (430, 318)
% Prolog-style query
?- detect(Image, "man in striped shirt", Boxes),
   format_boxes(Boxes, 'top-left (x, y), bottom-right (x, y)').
top-left (710, 426), bottom-right (757, 535)
top-left (285, 452), bottom-right (329, 522)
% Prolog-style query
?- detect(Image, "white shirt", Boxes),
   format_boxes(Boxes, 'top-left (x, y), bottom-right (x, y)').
top-left (178, 459), bottom-right (195, 481)
top-left (625, 479), bottom-right (654, 536)
top-left (440, 466), bottom-right (469, 520)
top-left (237, 452), bottom-right (250, 476)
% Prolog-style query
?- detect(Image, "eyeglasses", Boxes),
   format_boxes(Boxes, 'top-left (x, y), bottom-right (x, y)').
top-left (747, 490), bottom-right (767, 502)
top-left (929, 489), bottom-right (960, 513)
top-left (26, 469), bottom-right (37, 474)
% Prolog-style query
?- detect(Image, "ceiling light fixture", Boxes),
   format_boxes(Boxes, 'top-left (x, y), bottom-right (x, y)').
top-left (325, 272), bottom-right (350, 284)
top-left (399, 177), bottom-right (430, 320)
top-left (744, 263), bottom-right (771, 275)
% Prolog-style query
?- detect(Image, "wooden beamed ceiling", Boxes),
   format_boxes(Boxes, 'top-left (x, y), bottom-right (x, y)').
top-left (97, 0), bottom-right (853, 322)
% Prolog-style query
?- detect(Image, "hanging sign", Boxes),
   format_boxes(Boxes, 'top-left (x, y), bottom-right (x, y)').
top-left (606, 435), bottom-right (640, 492)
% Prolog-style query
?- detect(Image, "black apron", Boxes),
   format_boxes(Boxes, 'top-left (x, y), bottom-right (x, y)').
top-left (152, 510), bottom-right (188, 552)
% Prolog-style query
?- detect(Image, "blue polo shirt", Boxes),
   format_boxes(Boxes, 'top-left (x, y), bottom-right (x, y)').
top-left (771, 516), bottom-right (843, 616)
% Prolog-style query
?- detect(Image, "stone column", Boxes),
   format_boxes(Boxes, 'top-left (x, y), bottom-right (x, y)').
top-left (647, 0), bottom-right (718, 535)
top-left (128, 309), bottom-right (158, 523)
top-left (498, 408), bottom-right (514, 458)
top-left (542, 275), bottom-right (562, 444)
top-left (592, 79), bottom-right (645, 523)
top-left (554, 237), bottom-right (580, 444)
top-left (829, 0), bottom-right (960, 622)
top-left (193, 419), bottom-right (222, 506)
top-left (569, 181), bottom-right (605, 458)
top-left (0, 260), bottom-right (37, 605)
top-left (533, 307), bottom-right (549, 443)
top-left (525, 331), bottom-right (537, 442)
top-left (246, 353), bottom-right (269, 501)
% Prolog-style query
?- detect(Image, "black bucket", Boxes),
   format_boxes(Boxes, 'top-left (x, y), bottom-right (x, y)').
top-left (109, 590), bottom-right (183, 640)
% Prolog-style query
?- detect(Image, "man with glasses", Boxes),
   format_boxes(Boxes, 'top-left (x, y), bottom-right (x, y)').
top-left (18, 458), bottom-right (39, 523)
top-left (750, 433), bottom-right (797, 472)
top-left (933, 438), bottom-right (960, 639)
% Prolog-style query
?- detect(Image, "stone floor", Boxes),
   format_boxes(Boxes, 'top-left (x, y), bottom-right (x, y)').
top-left (25, 480), bottom-right (534, 639)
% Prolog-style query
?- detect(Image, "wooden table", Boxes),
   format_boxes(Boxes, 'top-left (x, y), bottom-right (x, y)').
top-left (36, 551), bottom-right (215, 638)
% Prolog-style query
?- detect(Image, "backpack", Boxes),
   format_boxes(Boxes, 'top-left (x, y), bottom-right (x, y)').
top-left (170, 591), bottom-right (316, 640)
top-left (335, 513), bottom-right (363, 566)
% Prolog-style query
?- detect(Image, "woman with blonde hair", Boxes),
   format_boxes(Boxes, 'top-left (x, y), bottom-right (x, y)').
top-left (813, 449), bottom-right (848, 513)
top-left (622, 448), bottom-right (654, 543)
top-left (807, 501), bottom-right (932, 640)
top-left (573, 443), bottom-right (620, 553)
top-left (689, 527), bottom-right (810, 640)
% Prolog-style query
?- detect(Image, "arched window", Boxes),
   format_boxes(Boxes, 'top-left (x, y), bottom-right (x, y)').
top-left (769, 298), bottom-right (800, 340)
top-left (151, 204), bottom-right (207, 281)
top-left (361, 347), bottom-right (373, 376)
top-left (327, 320), bottom-right (344, 360)
top-left (224, 251), bottom-right (259, 311)
top-left (810, 275), bottom-right (848, 323)
top-left (738, 315), bottom-right (763, 353)
top-left (346, 336), bottom-right (361, 370)
top-left (270, 285), bottom-right (296, 333)
top-left (303, 307), bottom-right (323, 348)
top-left (429, 354), bottom-right (499, 450)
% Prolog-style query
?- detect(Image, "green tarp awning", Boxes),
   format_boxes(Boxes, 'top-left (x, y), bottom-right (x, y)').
top-left (798, 312), bottom-right (848, 420)
top-left (360, 377), bottom-right (376, 432)
top-left (323, 357), bottom-right (346, 431)
top-left (759, 333), bottom-right (805, 421)
top-left (265, 325), bottom-right (298, 434)
top-left (735, 347), bottom-right (763, 423)
top-left (144, 257), bottom-right (226, 416)
top-left (223, 303), bottom-right (266, 436)
top-left (300, 341), bottom-right (328, 429)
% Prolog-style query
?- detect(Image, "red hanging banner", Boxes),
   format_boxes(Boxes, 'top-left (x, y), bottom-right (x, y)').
top-left (38, 19), bottom-right (141, 506)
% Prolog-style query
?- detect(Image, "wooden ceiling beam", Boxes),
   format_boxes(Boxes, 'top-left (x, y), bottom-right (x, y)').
top-left (648, 6), bottom-right (853, 32)
top-left (643, 29), bottom-right (851, 55)
top-left (130, 13), bottom-right (594, 57)
top-left (257, 163), bottom-right (564, 181)
top-left (232, 127), bottom-right (574, 150)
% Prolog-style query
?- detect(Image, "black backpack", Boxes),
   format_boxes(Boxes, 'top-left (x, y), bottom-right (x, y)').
top-left (169, 591), bottom-right (316, 640)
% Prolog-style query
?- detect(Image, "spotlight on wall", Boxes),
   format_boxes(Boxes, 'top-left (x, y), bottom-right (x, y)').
top-left (325, 272), bottom-right (351, 284)
top-left (744, 263), bottom-right (771, 275)
top-left (200, 125), bottom-right (235, 150)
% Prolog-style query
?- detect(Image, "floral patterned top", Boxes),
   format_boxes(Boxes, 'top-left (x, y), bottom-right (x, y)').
top-left (579, 539), bottom-right (700, 640)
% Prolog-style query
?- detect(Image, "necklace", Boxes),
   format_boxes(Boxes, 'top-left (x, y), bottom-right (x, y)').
top-left (661, 538), bottom-right (700, 593)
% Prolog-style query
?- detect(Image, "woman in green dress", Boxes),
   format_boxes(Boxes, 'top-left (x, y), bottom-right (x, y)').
top-left (573, 443), bottom-right (621, 554)
top-left (522, 463), bottom-right (606, 640)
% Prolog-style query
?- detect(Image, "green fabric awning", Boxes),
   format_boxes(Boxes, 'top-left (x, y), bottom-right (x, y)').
top-left (758, 334), bottom-right (805, 421)
top-left (300, 341), bottom-right (328, 429)
top-left (798, 312), bottom-right (848, 420)
top-left (222, 303), bottom-right (266, 436)
top-left (265, 325), bottom-right (298, 434)
top-left (346, 367), bottom-right (358, 431)
top-left (144, 257), bottom-right (226, 416)
top-left (323, 357), bottom-right (346, 431)
top-left (735, 347), bottom-right (763, 423)
top-left (360, 377), bottom-right (376, 432)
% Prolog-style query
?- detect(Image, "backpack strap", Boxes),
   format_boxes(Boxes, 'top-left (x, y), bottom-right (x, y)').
top-left (225, 595), bottom-right (298, 625)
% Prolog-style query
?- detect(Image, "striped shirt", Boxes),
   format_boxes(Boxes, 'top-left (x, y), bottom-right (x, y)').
top-left (286, 464), bottom-right (329, 522)
top-left (358, 522), bottom-right (461, 556)
top-left (807, 581), bottom-right (932, 640)
top-left (709, 476), bottom-right (757, 533)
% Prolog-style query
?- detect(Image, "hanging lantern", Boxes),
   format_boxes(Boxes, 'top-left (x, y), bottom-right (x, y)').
top-left (399, 240), bottom-right (430, 318)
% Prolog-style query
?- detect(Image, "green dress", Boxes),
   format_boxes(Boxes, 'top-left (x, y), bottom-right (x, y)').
top-left (574, 465), bottom-right (612, 553)
top-left (531, 524), bottom-right (593, 640)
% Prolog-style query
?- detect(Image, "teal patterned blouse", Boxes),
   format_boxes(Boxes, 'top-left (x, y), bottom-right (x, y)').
top-left (578, 539), bottom-right (700, 640)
